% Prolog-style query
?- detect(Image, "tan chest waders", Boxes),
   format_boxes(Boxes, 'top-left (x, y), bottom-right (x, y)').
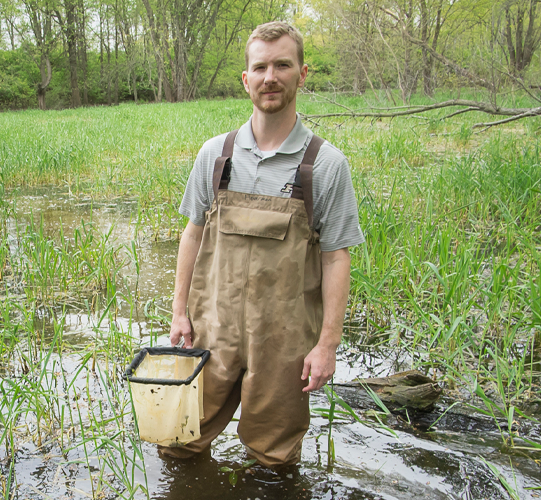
top-left (165, 131), bottom-right (325, 467)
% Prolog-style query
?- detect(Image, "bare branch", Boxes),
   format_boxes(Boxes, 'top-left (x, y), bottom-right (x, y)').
top-left (300, 89), bottom-right (356, 113)
top-left (440, 107), bottom-right (478, 120)
top-left (403, 33), bottom-right (497, 92)
top-left (378, 6), bottom-right (497, 93)
top-left (299, 92), bottom-right (540, 131)
top-left (472, 107), bottom-right (541, 129)
top-left (300, 99), bottom-right (533, 120)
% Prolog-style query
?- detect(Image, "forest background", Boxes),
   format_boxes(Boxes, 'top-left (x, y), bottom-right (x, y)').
top-left (0, 0), bottom-right (539, 110)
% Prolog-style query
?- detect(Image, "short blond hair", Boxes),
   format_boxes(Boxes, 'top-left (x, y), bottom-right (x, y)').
top-left (245, 22), bottom-right (304, 68)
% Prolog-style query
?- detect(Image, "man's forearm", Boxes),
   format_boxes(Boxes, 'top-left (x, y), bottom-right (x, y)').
top-left (319, 248), bottom-right (351, 348)
top-left (170, 221), bottom-right (204, 346)
top-left (301, 247), bottom-right (351, 392)
top-left (172, 222), bottom-right (204, 315)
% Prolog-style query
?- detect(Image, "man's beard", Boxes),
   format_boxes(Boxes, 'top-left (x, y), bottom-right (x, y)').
top-left (251, 83), bottom-right (298, 114)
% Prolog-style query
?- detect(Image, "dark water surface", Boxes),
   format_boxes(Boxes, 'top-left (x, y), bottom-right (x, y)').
top-left (4, 188), bottom-right (541, 500)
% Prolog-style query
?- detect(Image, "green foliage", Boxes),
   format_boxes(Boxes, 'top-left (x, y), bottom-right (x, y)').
top-left (0, 49), bottom-right (37, 108)
top-left (304, 43), bottom-right (338, 91)
top-left (219, 459), bottom-right (257, 486)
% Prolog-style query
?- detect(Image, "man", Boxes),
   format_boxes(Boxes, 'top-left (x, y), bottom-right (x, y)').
top-left (165, 21), bottom-right (364, 467)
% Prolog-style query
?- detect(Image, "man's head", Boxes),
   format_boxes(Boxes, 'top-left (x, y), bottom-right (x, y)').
top-left (242, 22), bottom-right (307, 115)
top-left (245, 22), bottom-right (304, 69)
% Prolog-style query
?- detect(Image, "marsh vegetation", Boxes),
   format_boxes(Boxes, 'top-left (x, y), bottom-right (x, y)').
top-left (0, 94), bottom-right (540, 499)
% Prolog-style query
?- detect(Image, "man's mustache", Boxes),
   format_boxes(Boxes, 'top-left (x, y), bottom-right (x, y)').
top-left (259, 85), bottom-right (283, 93)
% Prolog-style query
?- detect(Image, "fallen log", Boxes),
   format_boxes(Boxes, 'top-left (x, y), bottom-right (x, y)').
top-left (336, 370), bottom-right (443, 411)
top-left (332, 372), bottom-right (540, 439)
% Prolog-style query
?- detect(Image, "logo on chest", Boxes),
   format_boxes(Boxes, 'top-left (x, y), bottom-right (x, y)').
top-left (280, 183), bottom-right (294, 194)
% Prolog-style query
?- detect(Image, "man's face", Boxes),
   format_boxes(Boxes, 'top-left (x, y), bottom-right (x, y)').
top-left (242, 35), bottom-right (308, 115)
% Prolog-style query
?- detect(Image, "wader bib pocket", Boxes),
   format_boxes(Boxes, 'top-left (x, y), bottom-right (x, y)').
top-left (218, 205), bottom-right (292, 240)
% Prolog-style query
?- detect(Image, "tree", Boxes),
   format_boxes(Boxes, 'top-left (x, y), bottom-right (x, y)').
top-left (499, 0), bottom-right (541, 77)
top-left (419, 0), bottom-right (443, 96)
top-left (117, 0), bottom-right (142, 102)
top-left (23, 0), bottom-right (54, 110)
top-left (0, 0), bottom-right (18, 50)
top-left (55, 0), bottom-right (82, 107)
top-left (141, 0), bottom-right (253, 102)
top-left (204, 0), bottom-right (253, 98)
top-left (77, 0), bottom-right (88, 104)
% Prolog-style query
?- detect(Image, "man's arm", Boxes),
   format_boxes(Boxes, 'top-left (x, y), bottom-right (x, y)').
top-left (301, 248), bottom-right (351, 392)
top-left (170, 221), bottom-right (204, 347)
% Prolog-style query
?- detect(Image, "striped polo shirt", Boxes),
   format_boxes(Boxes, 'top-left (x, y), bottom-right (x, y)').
top-left (179, 115), bottom-right (365, 252)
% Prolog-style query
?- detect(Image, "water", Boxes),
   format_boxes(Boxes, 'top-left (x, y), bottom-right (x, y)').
top-left (2, 187), bottom-right (540, 499)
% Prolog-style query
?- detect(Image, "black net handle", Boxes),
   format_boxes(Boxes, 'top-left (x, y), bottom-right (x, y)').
top-left (124, 347), bottom-right (210, 386)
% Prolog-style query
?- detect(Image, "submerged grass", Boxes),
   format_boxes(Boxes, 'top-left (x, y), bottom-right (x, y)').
top-left (0, 92), bottom-right (540, 496)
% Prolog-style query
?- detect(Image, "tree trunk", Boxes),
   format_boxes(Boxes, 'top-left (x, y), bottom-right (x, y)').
top-left (142, 0), bottom-right (228, 102)
top-left (78, 0), bottom-right (88, 105)
top-left (157, 67), bottom-right (163, 102)
top-left (133, 73), bottom-right (138, 102)
top-left (430, 0), bottom-right (443, 93)
top-left (37, 54), bottom-right (52, 110)
top-left (206, 0), bottom-right (252, 98)
top-left (99, 3), bottom-right (104, 83)
top-left (114, 18), bottom-right (119, 105)
top-left (106, 6), bottom-right (112, 106)
top-left (402, 0), bottom-right (417, 101)
top-left (505, 0), bottom-right (541, 76)
top-left (65, 0), bottom-right (81, 107)
top-left (25, 0), bottom-right (54, 110)
top-left (420, 0), bottom-right (432, 97)
top-left (140, 0), bottom-right (173, 102)
top-left (353, 58), bottom-right (367, 94)
top-left (522, 0), bottom-right (541, 70)
top-left (7, 18), bottom-right (15, 50)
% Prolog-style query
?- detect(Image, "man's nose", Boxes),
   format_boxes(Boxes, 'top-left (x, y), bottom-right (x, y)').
top-left (264, 65), bottom-right (277, 83)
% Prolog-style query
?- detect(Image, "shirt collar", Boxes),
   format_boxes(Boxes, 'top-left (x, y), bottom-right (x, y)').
top-left (236, 114), bottom-right (312, 154)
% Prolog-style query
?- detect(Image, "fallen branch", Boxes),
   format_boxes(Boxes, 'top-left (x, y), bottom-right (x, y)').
top-left (472, 106), bottom-right (541, 130)
top-left (299, 95), bottom-right (540, 129)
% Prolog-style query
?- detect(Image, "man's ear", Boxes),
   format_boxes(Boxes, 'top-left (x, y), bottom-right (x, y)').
top-left (298, 64), bottom-right (308, 88)
top-left (242, 71), bottom-right (250, 93)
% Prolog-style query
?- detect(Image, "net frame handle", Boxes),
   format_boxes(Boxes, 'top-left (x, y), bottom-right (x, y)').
top-left (124, 347), bottom-right (210, 386)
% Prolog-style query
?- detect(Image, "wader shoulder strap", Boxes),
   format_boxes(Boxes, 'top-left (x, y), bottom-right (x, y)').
top-left (291, 134), bottom-right (325, 228)
top-left (212, 129), bottom-right (239, 201)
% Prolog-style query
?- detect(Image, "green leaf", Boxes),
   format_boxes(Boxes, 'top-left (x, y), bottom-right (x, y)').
top-left (229, 472), bottom-right (238, 486)
top-left (219, 467), bottom-right (233, 472)
top-left (242, 459), bottom-right (257, 468)
top-left (480, 457), bottom-right (520, 500)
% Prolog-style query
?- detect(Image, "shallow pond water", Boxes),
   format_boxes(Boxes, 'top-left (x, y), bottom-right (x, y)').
top-left (2, 188), bottom-right (540, 499)
top-left (6, 350), bottom-right (541, 500)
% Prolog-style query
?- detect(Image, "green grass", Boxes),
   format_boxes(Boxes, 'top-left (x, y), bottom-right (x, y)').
top-left (0, 92), bottom-right (540, 496)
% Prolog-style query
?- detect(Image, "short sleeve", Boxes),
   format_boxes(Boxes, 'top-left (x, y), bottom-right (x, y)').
top-left (179, 149), bottom-right (211, 226)
top-left (179, 134), bottom-right (228, 226)
top-left (316, 155), bottom-right (365, 252)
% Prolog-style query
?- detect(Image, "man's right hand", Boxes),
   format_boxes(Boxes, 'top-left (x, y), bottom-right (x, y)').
top-left (170, 314), bottom-right (193, 348)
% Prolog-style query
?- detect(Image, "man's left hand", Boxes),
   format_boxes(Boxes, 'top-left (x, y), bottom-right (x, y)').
top-left (301, 343), bottom-right (337, 392)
